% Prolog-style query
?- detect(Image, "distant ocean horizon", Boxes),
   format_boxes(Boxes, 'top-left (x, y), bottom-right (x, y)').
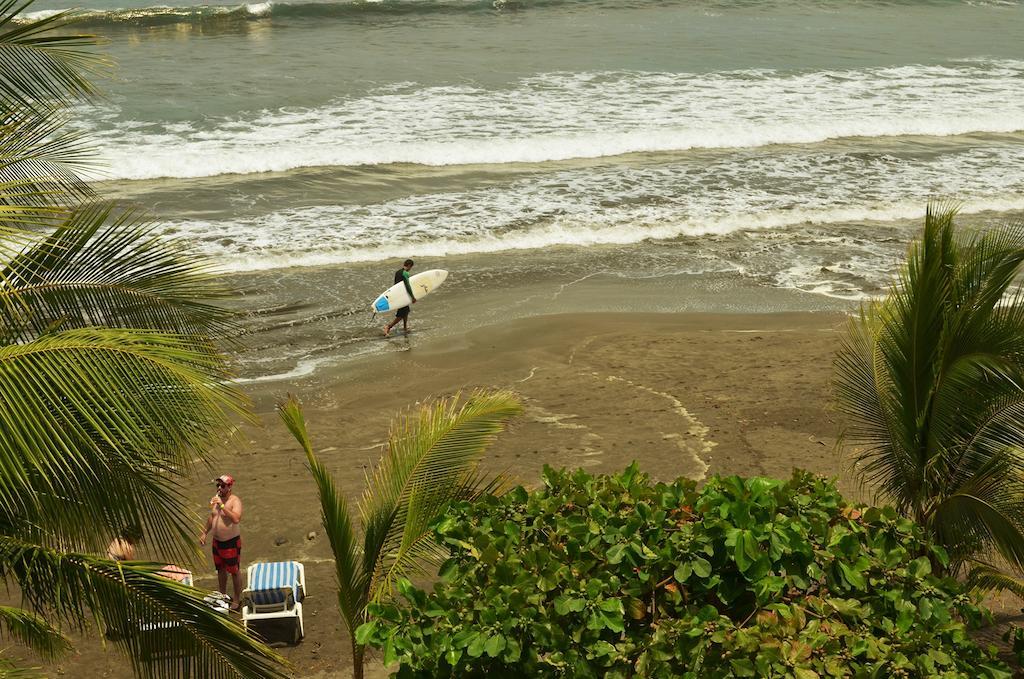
top-left (25, 0), bottom-right (1024, 379)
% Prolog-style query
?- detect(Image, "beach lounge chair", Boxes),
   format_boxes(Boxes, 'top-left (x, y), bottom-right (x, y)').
top-left (241, 561), bottom-right (306, 643)
top-left (133, 567), bottom-right (230, 661)
top-left (140, 568), bottom-right (230, 629)
top-left (157, 564), bottom-right (194, 587)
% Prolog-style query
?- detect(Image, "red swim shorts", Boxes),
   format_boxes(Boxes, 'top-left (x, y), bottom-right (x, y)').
top-left (212, 536), bottom-right (241, 574)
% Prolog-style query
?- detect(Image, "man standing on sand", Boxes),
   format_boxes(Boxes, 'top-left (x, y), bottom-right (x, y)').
top-left (200, 474), bottom-right (243, 610)
top-left (384, 259), bottom-right (417, 337)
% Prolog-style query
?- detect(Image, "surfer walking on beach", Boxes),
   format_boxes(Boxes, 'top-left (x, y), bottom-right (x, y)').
top-left (384, 259), bottom-right (416, 337)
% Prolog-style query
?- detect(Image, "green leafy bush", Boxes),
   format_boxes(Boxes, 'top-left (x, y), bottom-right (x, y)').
top-left (359, 465), bottom-right (1011, 678)
top-left (1002, 625), bottom-right (1024, 667)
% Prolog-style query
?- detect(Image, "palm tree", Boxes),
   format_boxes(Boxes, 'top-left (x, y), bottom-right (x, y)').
top-left (279, 390), bottom-right (522, 679)
top-left (0, 1), bottom-right (287, 676)
top-left (1, 0), bottom-right (105, 229)
top-left (834, 202), bottom-right (1024, 592)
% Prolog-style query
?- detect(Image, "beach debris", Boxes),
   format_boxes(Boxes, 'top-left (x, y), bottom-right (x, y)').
top-left (274, 536), bottom-right (288, 546)
top-left (306, 531), bottom-right (317, 541)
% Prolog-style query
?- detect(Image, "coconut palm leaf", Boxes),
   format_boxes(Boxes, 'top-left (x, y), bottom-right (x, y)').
top-left (0, 605), bottom-right (71, 659)
top-left (932, 364), bottom-right (1024, 495)
top-left (367, 467), bottom-right (510, 598)
top-left (930, 448), bottom-right (1024, 569)
top-left (0, 196), bottom-right (46, 279)
top-left (278, 390), bottom-right (520, 679)
top-left (835, 203), bottom-right (1024, 590)
top-left (0, 328), bottom-right (248, 561)
top-left (0, 180), bottom-right (67, 228)
top-left (0, 656), bottom-right (44, 678)
top-left (361, 389), bottom-right (522, 601)
top-left (834, 310), bottom-right (916, 506)
top-left (959, 398), bottom-right (1024, 471)
top-left (0, 539), bottom-right (288, 679)
top-left (0, 202), bottom-right (236, 344)
top-left (0, 0), bottom-right (109, 113)
top-left (879, 207), bottom-right (955, 477)
top-left (0, 106), bottom-right (96, 211)
top-left (0, 2), bottom-right (290, 675)
top-left (951, 221), bottom-right (1024, 319)
top-left (967, 561), bottom-right (1024, 600)
top-left (278, 396), bottom-right (366, 636)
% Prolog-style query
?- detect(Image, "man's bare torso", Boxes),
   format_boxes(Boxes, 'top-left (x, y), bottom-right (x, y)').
top-left (210, 495), bottom-right (242, 541)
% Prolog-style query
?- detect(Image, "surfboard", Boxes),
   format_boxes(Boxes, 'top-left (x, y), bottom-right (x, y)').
top-left (371, 269), bottom-right (448, 313)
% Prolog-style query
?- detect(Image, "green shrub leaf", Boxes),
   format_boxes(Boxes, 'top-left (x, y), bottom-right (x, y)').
top-left (361, 467), bottom-right (1010, 677)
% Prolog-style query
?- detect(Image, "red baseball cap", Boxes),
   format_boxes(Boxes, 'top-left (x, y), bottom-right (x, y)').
top-left (213, 474), bottom-right (234, 487)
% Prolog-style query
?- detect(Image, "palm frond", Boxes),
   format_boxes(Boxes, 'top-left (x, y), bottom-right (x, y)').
top-left (834, 307), bottom-right (919, 509)
top-left (960, 400), bottom-right (1024, 469)
top-left (952, 219), bottom-right (1024, 323)
top-left (0, 202), bottom-right (236, 343)
top-left (0, 539), bottom-right (288, 678)
top-left (0, 188), bottom-right (49, 268)
top-left (363, 389), bottom-right (522, 600)
top-left (881, 205), bottom-right (957, 471)
top-left (967, 561), bottom-right (1024, 599)
top-left (835, 203), bottom-right (1024, 582)
top-left (0, 0), bottom-right (110, 113)
top-left (929, 452), bottom-right (1024, 570)
top-left (0, 181), bottom-right (66, 231)
top-left (277, 396), bottom-right (367, 631)
top-left (281, 389), bottom-right (520, 679)
top-left (988, 283), bottom-right (1024, 360)
top-left (0, 328), bottom-right (248, 561)
top-left (0, 654), bottom-right (44, 678)
top-left (0, 106), bottom-right (97, 211)
top-left (370, 469), bottom-right (512, 592)
top-left (929, 357), bottom-right (1022, 472)
top-left (0, 605), bottom-right (71, 660)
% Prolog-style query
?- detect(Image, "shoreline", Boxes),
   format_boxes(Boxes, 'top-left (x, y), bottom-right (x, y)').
top-left (226, 260), bottom-right (861, 387)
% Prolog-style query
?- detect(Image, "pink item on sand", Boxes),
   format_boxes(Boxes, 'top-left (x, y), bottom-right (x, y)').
top-left (158, 564), bottom-right (193, 586)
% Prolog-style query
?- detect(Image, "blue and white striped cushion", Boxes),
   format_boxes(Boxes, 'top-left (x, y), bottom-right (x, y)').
top-left (248, 561), bottom-right (299, 606)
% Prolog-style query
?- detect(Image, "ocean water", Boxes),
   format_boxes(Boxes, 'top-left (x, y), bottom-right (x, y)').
top-left (22, 0), bottom-right (1024, 380)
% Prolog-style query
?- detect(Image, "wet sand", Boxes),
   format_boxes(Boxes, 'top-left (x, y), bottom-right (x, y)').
top-left (45, 310), bottom-right (860, 677)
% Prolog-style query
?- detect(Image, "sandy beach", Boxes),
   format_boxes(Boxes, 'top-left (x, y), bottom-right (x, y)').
top-left (44, 309), bottom-right (872, 678)
top-left (7, 0), bottom-right (1024, 673)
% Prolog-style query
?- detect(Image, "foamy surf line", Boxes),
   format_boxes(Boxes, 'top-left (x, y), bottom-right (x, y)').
top-left (19, 2), bottom-right (274, 23)
top-left (234, 355), bottom-right (332, 383)
top-left (16, 0), bottom-right (567, 26)
top-left (17, 0), bottom-right (1020, 26)
top-left (82, 63), bottom-right (1024, 180)
top-left (176, 197), bottom-right (1024, 273)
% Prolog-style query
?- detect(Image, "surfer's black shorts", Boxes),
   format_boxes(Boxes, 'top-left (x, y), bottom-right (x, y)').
top-left (395, 306), bottom-right (411, 318)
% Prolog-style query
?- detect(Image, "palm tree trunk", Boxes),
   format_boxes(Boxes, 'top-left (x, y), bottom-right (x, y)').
top-left (352, 640), bottom-right (365, 679)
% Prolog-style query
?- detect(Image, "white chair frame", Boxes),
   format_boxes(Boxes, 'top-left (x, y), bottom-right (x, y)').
top-left (241, 562), bottom-right (306, 642)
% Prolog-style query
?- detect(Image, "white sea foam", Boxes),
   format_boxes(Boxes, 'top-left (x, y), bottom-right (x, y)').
top-left (84, 62), bottom-right (1024, 180)
top-left (21, 8), bottom-right (71, 19)
top-left (162, 141), bottom-right (1024, 274)
top-left (19, 3), bottom-right (270, 22)
top-left (178, 197), bottom-right (1024, 273)
top-left (165, 183), bottom-right (1024, 274)
top-left (234, 355), bottom-right (332, 383)
top-left (244, 2), bottom-right (273, 16)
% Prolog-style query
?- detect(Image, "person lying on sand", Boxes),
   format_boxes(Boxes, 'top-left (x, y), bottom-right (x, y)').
top-left (106, 524), bottom-right (142, 561)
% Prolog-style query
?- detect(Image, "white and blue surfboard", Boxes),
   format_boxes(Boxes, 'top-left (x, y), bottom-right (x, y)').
top-left (371, 269), bottom-right (449, 313)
